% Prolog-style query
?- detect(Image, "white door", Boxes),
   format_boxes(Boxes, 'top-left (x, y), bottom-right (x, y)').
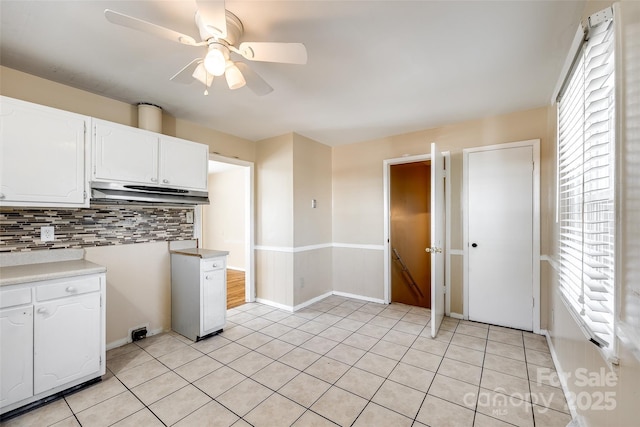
top-left (93, 119), bottom-right (158, 185)
top-left (159, 136), bottom-right (209, 190)
top-left (33, 292), bottom-right (101, 394)
top-left (202, 269), bottom-right (226, 334)
top-left (467, 145), bottom-right (534, 330)
top-left (0, 96), bottom-right (87, 206)
top-left (430, 143), bottom-right (446, 337)
top-left (0, 306), bottom-right (33, 407)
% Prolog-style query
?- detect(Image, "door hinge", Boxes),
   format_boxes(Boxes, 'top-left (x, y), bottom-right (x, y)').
top-left (442, 170), bottom-right (447, 178)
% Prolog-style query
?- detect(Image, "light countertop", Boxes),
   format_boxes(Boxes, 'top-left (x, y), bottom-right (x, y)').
top-left (170, 248), bottom-right (229, 259)
top-left (0, 259), bottom-right (106, 287)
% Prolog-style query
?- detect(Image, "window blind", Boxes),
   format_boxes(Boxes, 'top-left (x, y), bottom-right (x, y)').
top-left (557, 15), bottom-right (616, 354)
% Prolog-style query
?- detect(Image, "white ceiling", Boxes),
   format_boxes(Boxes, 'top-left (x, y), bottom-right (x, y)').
top-left (0, 0), bottom-right (585, 146)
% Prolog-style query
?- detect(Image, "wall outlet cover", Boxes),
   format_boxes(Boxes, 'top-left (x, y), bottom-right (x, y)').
top-left (41, 226), bottom-right (55, 242)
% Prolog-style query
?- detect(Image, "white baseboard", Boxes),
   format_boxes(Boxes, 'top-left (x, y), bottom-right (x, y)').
top-left (542, 330), bottom-right (582, 425)
top-left (106, 327), bottom-right (165, 351)
top-left (227, 266), bottom-right (245, 272)
top-left (255, 298), bottom-right (294, 312)
top-left (449, 312), bottom-right (464, 320)
top-left (293, 292), bottom-right (334, 311)
top-left (332, 291), bottom-right (385, 305)
top-left (256, 291), bottom-right (385, 314)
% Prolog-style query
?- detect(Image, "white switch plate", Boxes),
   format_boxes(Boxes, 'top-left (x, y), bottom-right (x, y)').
top-left (186, 211), bottom-right (194, 224)
top-left (41, 226), bottom-right (55, 242)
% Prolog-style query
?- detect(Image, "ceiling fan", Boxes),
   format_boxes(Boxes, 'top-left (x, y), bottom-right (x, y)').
top-left (104, 0), bottom-right (307, 96)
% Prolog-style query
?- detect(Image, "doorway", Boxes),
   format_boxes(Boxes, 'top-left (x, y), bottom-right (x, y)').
top-left (463, 140), bottom-right (540, 332)
top-left (390, 161), bottom-right (431, 308)
top-left (200, 155), bottom-right (255, 309)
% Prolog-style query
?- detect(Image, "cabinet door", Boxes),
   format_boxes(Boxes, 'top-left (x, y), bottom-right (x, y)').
top-left (202, 269), bottom-right (225, 333)
top-left (33, 292), bottom-right (101, 394)
top-left (93, 119), bottom-right (159, 185)
top-left (0, 306), bottom-right (34, 408)
top-left (0, 96), bottom-right (87, 207)
top-left (159, 136), bottom-right (208, 190)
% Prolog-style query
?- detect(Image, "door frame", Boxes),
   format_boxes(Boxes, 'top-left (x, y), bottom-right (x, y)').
top-left (195, 154), bottom-right (256, 304)
top-left (462, 139), bottom-right (540, 333)
top-left (383, 151), bottom-right (451, 314)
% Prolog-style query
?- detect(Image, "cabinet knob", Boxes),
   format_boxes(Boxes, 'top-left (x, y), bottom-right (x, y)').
top-left (205, 275), bottom-right (212, 280)
top-left (151, 177), bottom-right (158, 182)
top-left (66, 286), bottom-right (77, 293)
top-left (163, 179), bottom-right (169, 184)
top-left (37, 307), bottom-right (47, 315)
top-left (212, 263), bottom-right (218, 268)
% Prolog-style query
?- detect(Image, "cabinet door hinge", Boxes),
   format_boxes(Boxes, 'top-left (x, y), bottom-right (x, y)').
top-left (532, 297), bottom-right (535, 308)
top-left (84, 191), bottom-right (87, 200)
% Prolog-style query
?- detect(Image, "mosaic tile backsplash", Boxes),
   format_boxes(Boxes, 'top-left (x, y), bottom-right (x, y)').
top-left (0, 206), bottom-right (195, 252)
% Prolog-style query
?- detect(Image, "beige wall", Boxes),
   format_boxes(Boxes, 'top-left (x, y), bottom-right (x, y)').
top-left (255, 133), bottom-right (333, 307)
top-left (203, 167), bottom-right (246, 270)
top-left (332, 106), bottom-right (551, 312)
top-left (292, 134), bottom-right (333, 305)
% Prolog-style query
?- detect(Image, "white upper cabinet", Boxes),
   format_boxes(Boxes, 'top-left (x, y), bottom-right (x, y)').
top-left (92, 119), bottom-right (208, 191)
top-left (0, 96), bottom-right (88, 207)
top-left (159, 135), bottom-right (209, 190)
top-left (93, 119), bottom-right (158, 185)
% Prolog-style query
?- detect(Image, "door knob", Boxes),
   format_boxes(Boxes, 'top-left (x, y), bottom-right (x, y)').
top-left (472, 243), bottom-right (478, 248)
top-left (425, 247), bottom-right (443, 253)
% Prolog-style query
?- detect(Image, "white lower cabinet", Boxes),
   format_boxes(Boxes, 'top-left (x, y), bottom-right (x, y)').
top-left (34, 292), bottom-right (101, 394)
top-left (0, 273), bottom-right (105, 415)
top-left (171, 250), bottom-right (228, 342)
top-left (0, 305), bottom-right (34, 409)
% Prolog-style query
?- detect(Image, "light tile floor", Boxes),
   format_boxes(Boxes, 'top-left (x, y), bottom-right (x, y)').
top-left (1, 296), bottom-right (572, 427)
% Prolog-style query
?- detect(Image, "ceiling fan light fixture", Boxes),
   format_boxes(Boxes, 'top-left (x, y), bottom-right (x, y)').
top-left (225, 62), bottom-right (246, 90)
top-left (204, 45), bottom-right (227, 76)
top-left (192, 63), bottom-right (213, 87)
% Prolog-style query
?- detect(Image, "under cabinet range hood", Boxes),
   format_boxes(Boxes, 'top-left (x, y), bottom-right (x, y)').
top-left (91, 182), bottom-right (209, 205)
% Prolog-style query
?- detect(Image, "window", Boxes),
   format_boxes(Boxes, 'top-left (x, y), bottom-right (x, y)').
top-left (557, 10), bottom-right (616, 359)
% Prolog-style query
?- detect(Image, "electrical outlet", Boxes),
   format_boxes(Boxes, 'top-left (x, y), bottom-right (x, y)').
top-left (186, 211), bottom-right (194, 224)
top-left (40, 226), bottom-right (55, 242)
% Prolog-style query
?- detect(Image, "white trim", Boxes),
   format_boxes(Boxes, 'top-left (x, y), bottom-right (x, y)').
top-left (207, 154), bottom-right (256, 304)
top-left (256, 243), bottom-right (380, 252)
top-left (463, 139), bottom-right (541, 332)
top-left (255, 290), bottom-right (385, 313)
top-left (382, 152), bottom-right (451, 309)
top-left (106, 327), bottom-right (164, 351)
top-left (293, 291), bottom-right (334, 311)
top-left (449, 312), bottom-right (464, 320)
top-left (227, 266), bottom-right (246, 272)
top-left (444, 151), bottom-right (452, 317)
top-left (333, 243), bottom-right (384, 251)
top-left (255, 298), bottom-right (293, 313)
top-left (332, 291), bottom-right (385, 305)
top-left (448, 249), bottom-right (464, 256)
top-left (543, 330), bottom-right (584, 425)
top-left (551, 24), bottom-right (586, 104)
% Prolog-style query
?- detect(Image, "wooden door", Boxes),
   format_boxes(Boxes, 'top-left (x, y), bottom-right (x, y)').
top-left (390, 162), bottom-right (431, 308)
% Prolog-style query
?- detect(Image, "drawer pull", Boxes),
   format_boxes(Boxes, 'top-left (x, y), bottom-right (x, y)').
top-left (163, 179), bottom-right (169, 184)
top-left (37, 307), bottom-right (47, 315)
top-left (212, 263), bottom-right (218, 268)
top-left (66, 286), bottom-right (77, 293)
top-left (205, 275), bottom-right (212, 280)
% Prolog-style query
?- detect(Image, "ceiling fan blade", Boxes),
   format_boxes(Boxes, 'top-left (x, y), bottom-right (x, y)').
top-left (238, 42), bottom-right (307, 64)
top-left (170, 58), bottom-right (203, 84)
top-left (105, 9), bottom-right (200, 46)
top-left (195, 0), bottom-right (227, 39)
top-left (235, 62), bottom-right (273, 96)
